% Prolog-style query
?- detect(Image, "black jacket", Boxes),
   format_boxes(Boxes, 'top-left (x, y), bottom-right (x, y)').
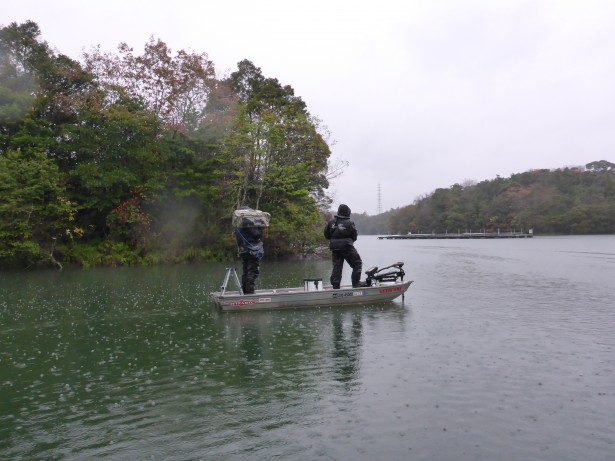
top-left (235, 226), bottom-right (264, 257)
top-left (324, 215), bottom-right (358, 251)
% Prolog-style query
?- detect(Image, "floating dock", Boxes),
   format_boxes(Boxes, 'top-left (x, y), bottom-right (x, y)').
top-left (378, 231), bottom-right (533, 240)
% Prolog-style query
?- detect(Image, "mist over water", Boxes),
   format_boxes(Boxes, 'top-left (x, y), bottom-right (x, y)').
top-left (1, 236), bottom-right (614, 460)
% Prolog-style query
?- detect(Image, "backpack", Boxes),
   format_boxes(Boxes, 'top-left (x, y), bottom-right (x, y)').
top-left (232, 208), bottom-right (271, 228)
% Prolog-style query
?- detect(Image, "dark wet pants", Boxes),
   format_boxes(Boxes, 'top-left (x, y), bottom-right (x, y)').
top-left (241, 254), bottom-right (260, 294)
top-left (330, 247), bottom-right (363, 289)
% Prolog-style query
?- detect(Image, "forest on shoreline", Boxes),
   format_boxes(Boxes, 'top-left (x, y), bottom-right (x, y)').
top-left (1, 21), bottom-right (336, 270)
top-left (2, 21), bottom-right (613, 270)
top-left (354, 160), bottom-right (615, 236)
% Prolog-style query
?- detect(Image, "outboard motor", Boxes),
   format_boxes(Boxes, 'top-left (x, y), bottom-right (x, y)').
top-left (363, 262), bottom-right (405, 286)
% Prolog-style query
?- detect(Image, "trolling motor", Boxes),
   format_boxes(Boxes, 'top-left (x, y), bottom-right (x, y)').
top-left (363, 262), bottom-right (405, 286)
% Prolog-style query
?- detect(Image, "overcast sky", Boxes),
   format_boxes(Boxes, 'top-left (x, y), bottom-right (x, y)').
top-left (5, 0), bottom-right (615, 215)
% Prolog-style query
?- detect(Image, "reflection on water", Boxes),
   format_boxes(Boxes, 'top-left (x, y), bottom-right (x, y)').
top-left (332, 311), bottom-right (362, 384)
top-left (1, 236), bottom-right (614, 460)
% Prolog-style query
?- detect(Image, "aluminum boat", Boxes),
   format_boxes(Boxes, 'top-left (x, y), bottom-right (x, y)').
top-left (211, 262), bottom-right (412, 312)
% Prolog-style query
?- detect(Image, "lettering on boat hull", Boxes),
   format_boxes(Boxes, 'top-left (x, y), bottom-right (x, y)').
top-left (226, 299), bottom-right (258, 307)
top-left (332, 291), bottom-right (367, 299)
top-left (223, 297), bottom-right (272, 307)
top-left (378, 286), bottom-right (402, 294)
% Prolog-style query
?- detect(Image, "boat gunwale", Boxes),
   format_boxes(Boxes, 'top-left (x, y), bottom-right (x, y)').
top-left (211, 279), bottom-right (413, 312)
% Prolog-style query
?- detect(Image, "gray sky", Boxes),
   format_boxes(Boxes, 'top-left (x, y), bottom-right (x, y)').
top-left (5, 0), bottom-right (615, 215)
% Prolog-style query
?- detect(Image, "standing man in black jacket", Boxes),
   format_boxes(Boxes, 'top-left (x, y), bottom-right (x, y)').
top-left (235, 225), bottom-right (264, 295)
top-left (324, 204), bottom-right (363, 288)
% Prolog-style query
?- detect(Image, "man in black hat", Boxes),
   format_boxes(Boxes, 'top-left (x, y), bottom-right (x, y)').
top-left (324, 204), bottom-right (363, 288)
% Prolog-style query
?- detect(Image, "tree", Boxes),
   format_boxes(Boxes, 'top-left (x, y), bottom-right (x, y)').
top-left (0, 21), bottom-right (48, 153)
top-left (0, 22), bottom-right (37, 138)
top-left (83, 37), bottom-right (216, 136)
top-left (197, 78), bottom-right (239, 143)
top-left (586, 160), bottom-right (615, 173)
top-left (0, 150), bottom-right (76, 268)
top-left (1, 21), bottom-right (102, 165)
top-left (222, 60), bottom-right (333, 255)
top-left (226, 60), bottom-right (329, 208)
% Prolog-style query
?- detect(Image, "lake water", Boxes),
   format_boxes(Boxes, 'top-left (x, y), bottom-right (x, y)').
top-left (1, 235), bottom-right (614, 460)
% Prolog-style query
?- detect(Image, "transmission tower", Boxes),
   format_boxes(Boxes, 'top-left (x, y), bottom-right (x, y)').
top-left (377, 183), bottom-right (382, 215)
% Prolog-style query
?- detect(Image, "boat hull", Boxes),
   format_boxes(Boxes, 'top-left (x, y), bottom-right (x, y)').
top-left (211, 280), bottom-right (413, 312)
